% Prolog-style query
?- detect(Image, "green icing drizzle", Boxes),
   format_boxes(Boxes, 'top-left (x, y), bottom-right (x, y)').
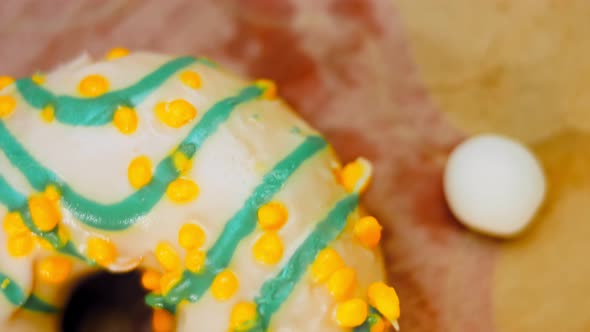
top-left (15, 56), bottom-right (202, 126)
top-left (0, 85), bottom-right (263, 231)
top-left (145, 136), bottom-right (327, 312)
top-left (0, 174), bottom-right (89, 262)
top-left (0, 273), bottom-right (58, 313)
top-left (243, 194), bottom-right (359, 331)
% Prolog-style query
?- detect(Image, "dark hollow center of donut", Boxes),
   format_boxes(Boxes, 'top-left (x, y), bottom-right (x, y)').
top-left (61, 270), bottom-right (152, 332)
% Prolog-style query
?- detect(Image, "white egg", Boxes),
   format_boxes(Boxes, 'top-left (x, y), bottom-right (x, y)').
top-left (443, 134), bottom-right (546, 237)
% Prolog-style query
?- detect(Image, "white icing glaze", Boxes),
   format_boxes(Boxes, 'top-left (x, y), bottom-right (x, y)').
top-left (0, 52), bottom-right (386, 331)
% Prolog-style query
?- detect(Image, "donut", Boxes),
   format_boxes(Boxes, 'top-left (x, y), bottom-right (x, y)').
top-left (0, 49), bottom-right (400, 331)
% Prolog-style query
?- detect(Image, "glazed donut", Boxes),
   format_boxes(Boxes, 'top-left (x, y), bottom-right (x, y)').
top-left (0, 49), bottom-right (399, 331)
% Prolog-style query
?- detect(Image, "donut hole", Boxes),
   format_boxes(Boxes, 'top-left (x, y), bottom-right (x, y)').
top-left (61, 270), bottom-right (152, 332)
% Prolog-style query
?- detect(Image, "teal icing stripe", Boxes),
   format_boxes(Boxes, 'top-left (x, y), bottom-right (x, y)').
top-left (0, 174), bottom-right (89, 262)
top-left (0, 273), bottom-right (58, 313)
top-left (15, 56), bottom-right (201, 126)
top-left (245, 194), bottom-right (359, 330)
top-left (146, 136), bottom-right (327, 311)
top-left (0, 85), bottom-right (263, 231)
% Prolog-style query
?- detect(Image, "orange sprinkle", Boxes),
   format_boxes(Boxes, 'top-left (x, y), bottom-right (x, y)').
top-left (7, 233), bottom-right (34, 257)
top-left (28, 195), bottom-right (60, 231)
top-left (178, 223), bottom-right (206, 250)
top-left (105, 47), bottom-right (130, 60)
top-left (334, 298), bottom-right (368, 328)
top-left (113, 105), bottom-right (138, 134)
top-left (44, 184), bottom-right (61, 202)
top-left (155, 99), bottom-right (197, 128)
top-left (128, 156), bottom-right (153, 189)
top-left (155, 241), bottom-right (182, 271)
top-left (87, 237), bottom-right (117, 266)
top-left (252, 232), bottom-right (284, 265)
top-left (3, 212), bottom-right (28, 237)
top-left (255, 79), bottom-right (277, 100)
top-left (368, 282), bottom-right (400, 322)
top-left (340, 157), bottom-right (372, 193)
top-left (172, 151), bottom-right (192, 174)
top-left (78, 74), bottom-right (109, 97)
top-left (354, 216), bottom-right (382, 248)
top-left (32, 73), bottom-right (45, 85)
top-left (230, 301), bottom-right (258, 331)
top-left (179, 70), bottom-right (202, 89)
top-left (0, 95), bottom-right (16, 118)
top-left (37, 256), bottom-right (72, 284)
top-left (327, 267), bottom-right (356, 300)
top-left (185, 248), bottom-right (206, 273)
top-left (141, 269), bottom-right (162, 291)
top-left (152, 309), bottom-right (175, 332)
top-left (211, 269), bottom-right (238, 301)
top-left (257, 202), bottom-right (288, 231)
top-left (310, 248), bottom-right (345, 283)
top-left (166, 178), bottom-right (199, 203)
top-left (41, 105), bottom-right (54, 122)
top-left (0, 76), bottom-right (14, 90)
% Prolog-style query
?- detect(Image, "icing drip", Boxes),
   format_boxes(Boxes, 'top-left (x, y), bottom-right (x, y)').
top-left (0, 85), bottom-right (263, 231)
top-left (145, 136), bottom-right (327, 312)
top-left (14, 56), bottom-right (205, 126)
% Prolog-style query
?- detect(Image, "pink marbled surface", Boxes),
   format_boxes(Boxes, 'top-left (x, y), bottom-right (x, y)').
top-left (0, 1), bottom-right (496, 331)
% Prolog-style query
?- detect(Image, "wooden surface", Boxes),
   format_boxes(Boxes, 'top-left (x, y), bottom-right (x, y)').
top-left (2, 1), bottom-right (587, 331)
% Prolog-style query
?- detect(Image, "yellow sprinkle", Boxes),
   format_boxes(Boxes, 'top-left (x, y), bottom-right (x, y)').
top-left (3, 212), bottom-right (28, 237)
top-left (155, 99), bottom-right (197, 128)
top-left (44, 184), bottom-right (61, 202)
top-left (327, 267), bottom-right (356, 300)
top-left (211, 269), bottom-right (238, 300)
top-left (105, 47), bottom-right (130, 60)
top-left (0, 95), bottom-right (16, 117)
top-left (185, 248), bottom-right (206, 273)
top-left (152, 309), bottom-right (175, 332)
top-left (141, 269), bottom-right (162, 291)
top-left (368, 282), bottom-right (400, 322)
top-left (354, 216), bottom-right (382, 248)
top-left (179, 70), bottom-right (202, 89)
top-left (78, 74), bottom-right (109, 97)
top-left (310, 248), bottom-right (345, 283)
top-left (1, 279), bottom-right (9, 289)
top-left (166, 178), bottom-right (199, 203)
top-left (159, 270), bottom-right (182, 294)
top-left (113, 105), bottom-right (138, 134)
top-left (37, 256), bottom-right (72, 284)
top-left (257, 202), bottom-right (288, 231)
top-left (252, 232), bottom-right (284, 265)
top-left (172, 151), bottom-right (192, 174)
top-left (255, 79), bottom-right (277, 100)
top-left (128, 156), bottom-right (153, 189)
top-left (32, 73), bottom-right (45, 85)
top-left (7, 233), bottom-right (34, 257)
top-left (0, 76), bottom-right (14, 90)
top-left (334, 298), bottom-right (368, 328)
top-left (155, 241), bottom-right (182, 271)
top-left (178, 223), bottom-right (205, 250)
top-left (87, 237), bottom-right (118, 266)
top-left (28, 195), bottom-right (61, 231)
top-left (230, 301), bottom-right (258, 331)
top-left (340, 157), bottom-right (373, 194)
top-left (41, 104), bottom-right (54, 122)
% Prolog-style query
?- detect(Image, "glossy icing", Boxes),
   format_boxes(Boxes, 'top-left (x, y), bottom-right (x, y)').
top-left (0, 51), bottom-right (397, 331)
